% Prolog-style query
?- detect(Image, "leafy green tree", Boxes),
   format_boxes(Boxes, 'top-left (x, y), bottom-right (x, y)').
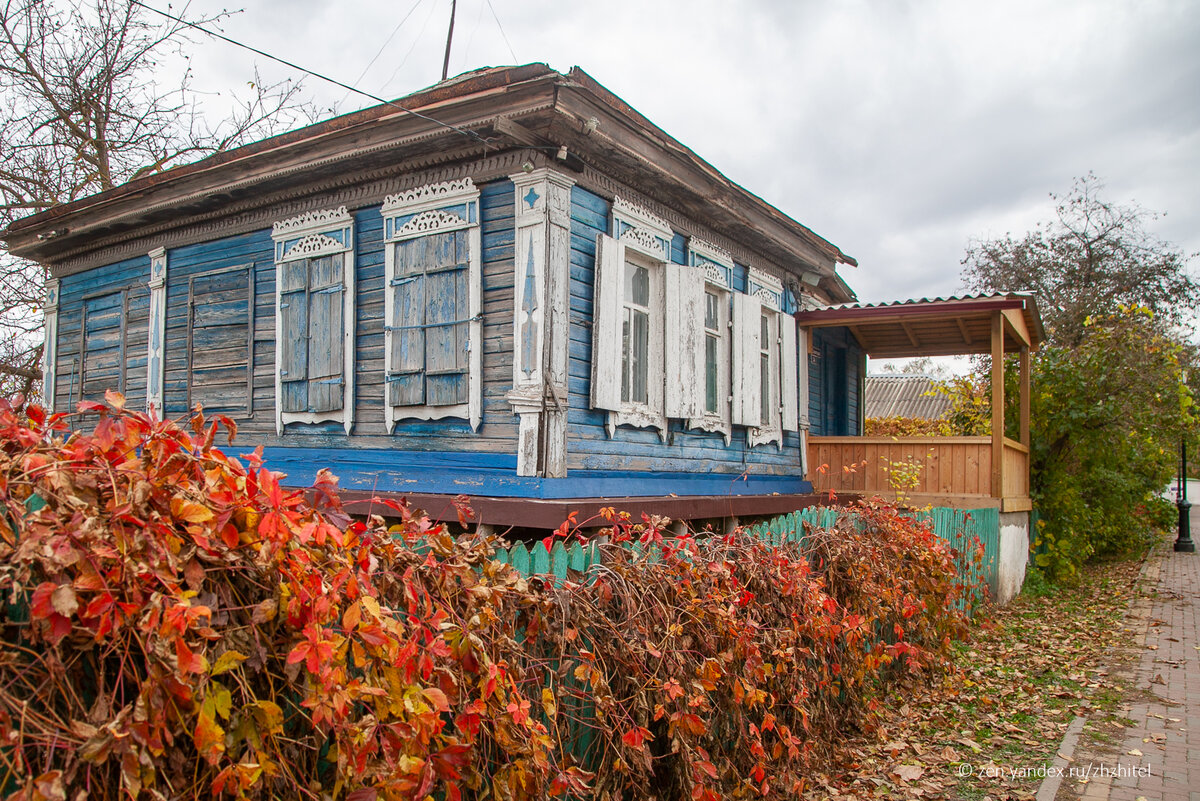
top-left (963, 174), bottom-right (1198, 349)
top-left (1027, 308), bottom-right (1192, 578)
top-left (960, 177), bottom-right (1198, 580)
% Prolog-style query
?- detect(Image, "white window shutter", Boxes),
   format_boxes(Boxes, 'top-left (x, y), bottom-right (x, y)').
top-left (664, 262), bottom-right (703, 418)
top-left (797, 325), bottom-right (810, 428)
top-left (591, 233), bottom-right (625, 411)
top-left (781, 315), bottom-right (799, 431)
top-left (731, 292), bottom-right (762, 428)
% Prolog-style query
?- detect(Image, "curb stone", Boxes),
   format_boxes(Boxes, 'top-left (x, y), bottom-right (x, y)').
top-left (1034, 545), bottom-right (1161, 801)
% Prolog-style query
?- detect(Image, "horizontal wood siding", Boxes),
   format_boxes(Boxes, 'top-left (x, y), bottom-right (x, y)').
top-left (808, 326), bottom-right (861, 436)
top-left (807, 436), bottom-right (995, 497)
top-left (55, 255), bottom-right (150, 412)
top-left (156, 180), bottom-right (518, 456)
top-left (566, 185), bottom-right (805, 479)
top-left (164, 230), bottom-right (274, 422)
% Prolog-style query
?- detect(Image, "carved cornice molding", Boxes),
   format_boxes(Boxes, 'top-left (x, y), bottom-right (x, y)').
top-left (46, 148), bottom-right (534, 277)
top-left (577, 166), bottom-right (790, 282)
top-left (612, 195), bottom-right (672, 239)
top-left (688, 236), bottom-right (732, 269)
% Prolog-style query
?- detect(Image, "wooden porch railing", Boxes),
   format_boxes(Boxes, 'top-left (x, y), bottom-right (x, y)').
top-left (807, 435), bottom-right (1031, 511)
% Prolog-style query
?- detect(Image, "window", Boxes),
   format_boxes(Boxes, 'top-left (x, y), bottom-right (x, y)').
top-left (590, 198), bottom-right (673, 439)
top-left (187, 265), bottom-right (254, 416)
top-left (736, 269), bottom-right (801, 448)
top-left (622, 258), bottom-right (652, 404)
top-left (271, 206), bottom-right (355, 434)
top-left (685, 240), bottom-right (734, 444)
top-left (381, 178), bottom-right (482, 431)
top-left (704, 290), bottom-right (721, 414)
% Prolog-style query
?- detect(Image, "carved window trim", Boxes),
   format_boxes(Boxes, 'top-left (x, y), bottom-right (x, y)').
top-left (686, 238), bottom-right (734, 444)
top-left (381, 178), bottom-right (482, 431)
top-left (271, 206), bottom-right (356, 434)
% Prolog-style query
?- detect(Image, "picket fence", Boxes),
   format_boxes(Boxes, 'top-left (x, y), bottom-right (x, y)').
top-left (492, 505), bottom-right (1002, 609)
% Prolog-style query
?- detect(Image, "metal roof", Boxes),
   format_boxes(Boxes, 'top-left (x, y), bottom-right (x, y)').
top-left (796, 292), bottom-right (1044, 357)
top-left (863, 374), bottom-right (952, 420)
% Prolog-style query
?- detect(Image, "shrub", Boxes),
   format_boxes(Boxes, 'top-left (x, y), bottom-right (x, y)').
top-left (0, 395), bottom-right (971, 800)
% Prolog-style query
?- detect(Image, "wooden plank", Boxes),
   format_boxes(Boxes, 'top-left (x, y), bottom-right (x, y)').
top-left (990, 312), bottom-right (1004, 499)
top-left (1019, 345), bottom-right (1030, 448)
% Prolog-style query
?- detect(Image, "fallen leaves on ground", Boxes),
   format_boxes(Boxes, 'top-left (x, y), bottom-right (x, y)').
top-left (806, 556), bottom-right (1145, 800)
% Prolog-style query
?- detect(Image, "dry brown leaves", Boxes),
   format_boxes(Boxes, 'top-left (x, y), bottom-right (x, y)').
top-left (805, 557), bottom-right (1146, 800)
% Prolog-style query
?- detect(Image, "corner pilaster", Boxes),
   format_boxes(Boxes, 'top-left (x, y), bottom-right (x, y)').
top-left (507, 168), bottom-right (575, 477)
top-left (147, 247), bottom-right (167, 416)
top-left (42, 278), bottom-right (60, 409)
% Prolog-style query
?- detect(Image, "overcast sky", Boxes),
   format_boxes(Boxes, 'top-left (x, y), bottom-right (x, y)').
top-left (175, 0), bottom-right (1199, 310)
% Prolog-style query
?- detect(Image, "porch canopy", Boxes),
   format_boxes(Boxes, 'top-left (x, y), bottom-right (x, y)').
top-left (796, 293), bottom-right (1044, 512)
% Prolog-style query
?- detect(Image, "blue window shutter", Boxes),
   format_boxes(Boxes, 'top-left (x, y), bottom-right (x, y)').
top-left (278, 258), bottom-right (309, 413)
top-left (389, 237), bottom-right (427, 406)
top-left (306, 254), bottom-right (344, 414)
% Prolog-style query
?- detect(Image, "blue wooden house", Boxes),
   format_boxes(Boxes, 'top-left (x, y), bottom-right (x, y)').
top-left (6, 64), bottom-right (868, 529)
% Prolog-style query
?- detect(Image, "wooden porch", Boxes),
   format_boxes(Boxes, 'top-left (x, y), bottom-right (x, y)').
top-left (798, 294), bottom-right (1043, 513)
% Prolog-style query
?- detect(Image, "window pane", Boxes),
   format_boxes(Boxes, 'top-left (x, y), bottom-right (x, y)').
top-left (705, 333), bottom-right (718, 414)
top-left (621, 313), bottom-right (630, 403)
top-left (760, 314), bottom-right (769, 353)
top-left (631, 309), bottom-right (649, 404)
top-left (761, 353), bottom-right (770, 423)
top-left (704, 291), bottom-right (719, 331)
top-left (625, 261), bottom-right (649, 307)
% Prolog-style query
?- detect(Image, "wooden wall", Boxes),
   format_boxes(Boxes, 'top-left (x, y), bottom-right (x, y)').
top-left (56, 255), bottom-right (150, 411)
top-left (50, 175), bottom-right (824, 498)
top-left (565, 185), bottom-right (806, 479)
top-left (808, 326), bottom-right (864, 436)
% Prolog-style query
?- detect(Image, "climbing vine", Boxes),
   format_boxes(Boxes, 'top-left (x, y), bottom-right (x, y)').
top-left (0, 394), bottom-right (971, 800)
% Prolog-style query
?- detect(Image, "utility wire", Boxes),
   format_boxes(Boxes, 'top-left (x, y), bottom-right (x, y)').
top-left (336, 0), bottom-right (426, 111)
top-left (130, 0), bottom-right (492, 149)
top-left (485, 0), bottom-right (518, 64)
top-left (380, 0), bottom-right (441, 96)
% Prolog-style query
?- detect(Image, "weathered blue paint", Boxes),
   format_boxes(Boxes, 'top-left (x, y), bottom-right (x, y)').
top-left (670, 232), bottom-right (687, 265)
top-left (567, 184), bottom-right (804, 477)
top-left (259, 446), bottom-right (811, 498)
top-left (51, 175), bottom-right (841, 509)
top-left (808, 326), bottom-right (864, 436)
top-left (56, 255), bottom-right (151, 410)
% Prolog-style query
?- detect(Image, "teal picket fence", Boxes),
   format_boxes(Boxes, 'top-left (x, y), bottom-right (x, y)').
top-left (493, 504), bottom-right (1001, 609)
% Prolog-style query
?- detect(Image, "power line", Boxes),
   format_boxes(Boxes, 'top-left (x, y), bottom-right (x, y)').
top-left (485, 0), bottom-right (518, 64)
top-left (379, 0), bottom-right (442, 96)
top-left (129, 0), bottom-right (492, 149)
top-left (336, 0), bottom-right (426, 111)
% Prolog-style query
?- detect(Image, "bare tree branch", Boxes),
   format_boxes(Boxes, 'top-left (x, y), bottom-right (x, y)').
top-left (0, 0), bottom-right (317, 402)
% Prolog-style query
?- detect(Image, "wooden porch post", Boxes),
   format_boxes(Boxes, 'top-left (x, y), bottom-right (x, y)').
top-left (991, 312), bottom-right (1005, 499)
top-left (1019, 344), bottom-right (1031, 447)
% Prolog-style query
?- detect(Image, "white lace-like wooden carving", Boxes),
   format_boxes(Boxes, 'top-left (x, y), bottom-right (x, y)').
top-left (272, 206), bottom-right (351, 236)
top-left (619, 226), bottom-right (667, 259)
top-left (395, 208), bottom-right (469, 238)
top-left (281, 233), bottom-right (347, 262)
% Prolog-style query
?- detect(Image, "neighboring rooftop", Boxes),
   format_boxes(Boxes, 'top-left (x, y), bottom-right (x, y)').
top-left (863, 374), bottom-right (951, 420)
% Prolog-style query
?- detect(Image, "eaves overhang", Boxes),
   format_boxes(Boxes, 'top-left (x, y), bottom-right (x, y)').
top-left (4, 63), bottom-right (856, 297)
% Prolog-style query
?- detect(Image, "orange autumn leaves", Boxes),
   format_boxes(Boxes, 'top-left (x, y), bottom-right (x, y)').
top-left (0, 393), bottom-right (972, 800)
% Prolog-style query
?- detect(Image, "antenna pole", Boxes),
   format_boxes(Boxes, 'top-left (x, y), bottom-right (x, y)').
top-left (441, 0), bottom-right (457, 81)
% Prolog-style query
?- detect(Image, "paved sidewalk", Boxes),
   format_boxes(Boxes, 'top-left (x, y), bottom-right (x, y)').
top-left (1077, 533), bottom-right (1200, 801)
